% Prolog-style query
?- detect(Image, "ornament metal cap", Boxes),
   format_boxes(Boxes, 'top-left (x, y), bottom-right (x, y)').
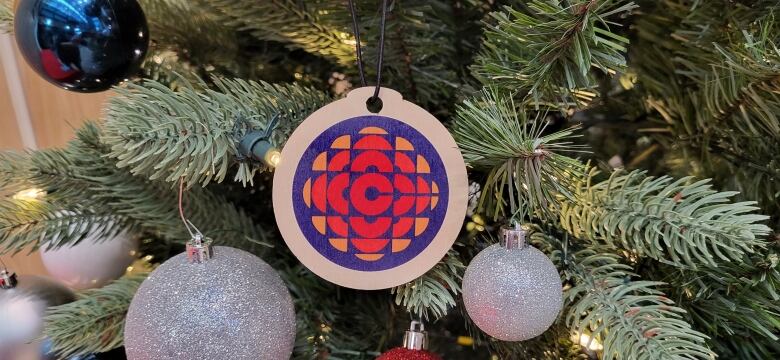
top-left (403, 321), bottom-right (429, 351)
top-left (500, 223), bottom-right (527, 249)
top-left (0, 269), bottom-right (18, 289)
top-left (186, 234), bottom-right (213, 263)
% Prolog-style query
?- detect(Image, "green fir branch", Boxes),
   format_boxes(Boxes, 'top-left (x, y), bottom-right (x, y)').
top-left (102, 77), bottom-right (328, 186)
top-left (560, 170), bottom-right (771, 268)
top-left (44, 274), bottom-right (148, 358)
top-left (391, 248), bottom-right (464, 321)
top-left (0, 197), bottom-right (125, 254)
top-left (0, 151), bottom-right (34, 192)
top-left (474, 0), bottom-right (637, 105)
top-left (633, 2), bottom-right (780, 216)
top-left (0, 122), bottom-right (271, 253)
top-left (195, 0), bottom-right (355, 66)
top-left (659, 248), bottom-right (780, 356)
top-left (563, 247), bottom-right (714, 360)
top-left (684, 26), bottom-right (780, 212)
top-left (140, 50), bottom-right (201, 91)
top-left (0, 0), bottom-right (11, 33)
top-left (317, 0), bottom-right (465, 107)
top-left (139, 0), bottom-right (241, 74)
top-left (711, 336), bottom-right (780, 360)
top-left (280, 264), bottom-right (387, 359)
top-left (454, 88), bottom-right (587, 219)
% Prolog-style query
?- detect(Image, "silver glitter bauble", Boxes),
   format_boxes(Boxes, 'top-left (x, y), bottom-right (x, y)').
top-left (462, 243), bottom-right (563, 341)
top-left (124, 246), bottom-right (296, 360)
top-left (0, 273), bottom-right (77, 359)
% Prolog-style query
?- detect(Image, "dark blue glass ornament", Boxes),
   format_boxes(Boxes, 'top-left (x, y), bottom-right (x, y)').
top-left (14, 0), bottom-right (149, 92)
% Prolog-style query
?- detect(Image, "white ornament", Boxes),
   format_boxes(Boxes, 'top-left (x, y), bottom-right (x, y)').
top-left (462, 226), bottom-right (563, 341)
top-left (0, 272), bottom-right (76, 352)
top-left (124, 241), bottom-right (296, 360)
top-left (41, 230), bottom-right (137, 290)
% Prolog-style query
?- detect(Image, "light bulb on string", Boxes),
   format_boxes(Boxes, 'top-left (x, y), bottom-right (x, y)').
top-left (12, 188), bottom-right (46, 201)
top-left (237, 114), bottom-right (283, 168)
top-left (572, 331), bottom-right (604, 351)
top-left (264, 148), bottom-right (282, 168)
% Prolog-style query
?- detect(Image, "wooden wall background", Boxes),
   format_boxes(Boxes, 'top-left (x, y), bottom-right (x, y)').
top-left (0, 33), bottom-right (112, 276)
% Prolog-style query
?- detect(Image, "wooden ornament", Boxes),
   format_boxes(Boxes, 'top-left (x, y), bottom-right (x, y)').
top-left (273, 87), bottom-right (468, 290)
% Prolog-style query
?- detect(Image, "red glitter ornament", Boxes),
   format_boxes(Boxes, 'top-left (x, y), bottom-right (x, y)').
top-left (376, 347), bottom-right (442, 360)
top-left (376, 321), bottom-right (442, 360)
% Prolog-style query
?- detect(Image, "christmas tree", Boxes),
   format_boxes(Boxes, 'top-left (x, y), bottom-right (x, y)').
top-left (0, 0), bottom-right (779, 359)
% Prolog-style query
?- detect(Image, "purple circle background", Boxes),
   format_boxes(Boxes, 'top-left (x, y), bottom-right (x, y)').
top-left (291, 115), bottom-right (450, 272)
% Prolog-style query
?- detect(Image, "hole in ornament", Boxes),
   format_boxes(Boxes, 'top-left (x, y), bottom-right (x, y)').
top-left (366, 97), bottom-right (383, 113)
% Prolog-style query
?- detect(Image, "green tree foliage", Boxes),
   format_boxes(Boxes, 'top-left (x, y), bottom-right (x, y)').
top-left (632, 0), bottom-right (780, 218)
top-left (102, 78), bottom-right (329, 186)
top-left (563, 249), bottom-right (713, 360)
top-left (560, 170), bottom-right (770, 268)
top-left (0, 123), bottom-right (270, 253)
top-left (391, 248), bottom-right (464, 320)
top-left (474, 0), bottom-right (638, 105)
top-left (0, 0), bottom-right (778, 359)
top-left (139, 0), bottom-right (242, 75)
top-left (196, 0), bottom-right (355, 66)
top-left (454, 88), bottom-right (587, 218)
top-left (0, 0), bottom-right (11, 33)
top-left (44, 274), bottom-right (148, 358)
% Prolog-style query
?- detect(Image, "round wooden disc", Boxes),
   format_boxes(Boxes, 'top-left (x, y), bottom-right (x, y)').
top-left (273, 87), bottom-right (468, 290)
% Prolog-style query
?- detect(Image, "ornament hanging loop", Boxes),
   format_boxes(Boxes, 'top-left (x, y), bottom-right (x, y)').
top-left (178, 177), bottom-right (213, 263)
top-left (347, 0), bottom-right (389, 111)
top-left (500, 223), bottom-right (527, 250)
top-left (403, 320), bottom-right (429, 351)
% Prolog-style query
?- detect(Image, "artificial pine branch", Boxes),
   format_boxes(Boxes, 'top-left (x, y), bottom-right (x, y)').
top-left (391, 248), bottom-right (464, 320)
top-left (0, 0), bottom-right (11, 33)
top-left (680, 28), bottom-right (780, 214)
top-left (102, 77), bottom-right (329, 186)
top-left (0, 123), bottom-right (271, 253)
top-left (560, 170), bottom-right (770, 268)
top-left (0, 197), bottom-right (125, 254)
top-left (0, 151), bottom-right (34, 191)
top-left (711, 336), bottom-right (780, 360)
top-left (657, 246), bottom-right (780, 358)
top-left (195, 0), bottom-right (355, 66)
top-left (474, 0), bottom-right (637, 105)
top-left (633, 1), bottom-right (780, 216)
top-left (280, 263), bottom-right (388, 359)
top-left (562, 247), bottom-right (713, 360)
top-left (140, 50), bottom-right (201, 91)
top-left (317, 0), bottom-right (466, 108)
top-left (454, 88), bottom-right (587, 219)
top-left (43, 274), bottom-right (148, 358)
top-left (138, 0), bottom-right (241, 74)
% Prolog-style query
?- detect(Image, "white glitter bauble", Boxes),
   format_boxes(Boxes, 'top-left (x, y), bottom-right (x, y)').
top-left (124, 246), bottom-right (296, 360)
top-left (0, 274), bottom-right (76, 356)
top-left (462, 244), bottom-right (563, 341)
top-left (41, 230), bottom-right (138, 290)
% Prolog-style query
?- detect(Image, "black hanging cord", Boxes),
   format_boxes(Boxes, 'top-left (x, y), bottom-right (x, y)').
top-left (347, 0), bottom-right (388, 102)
